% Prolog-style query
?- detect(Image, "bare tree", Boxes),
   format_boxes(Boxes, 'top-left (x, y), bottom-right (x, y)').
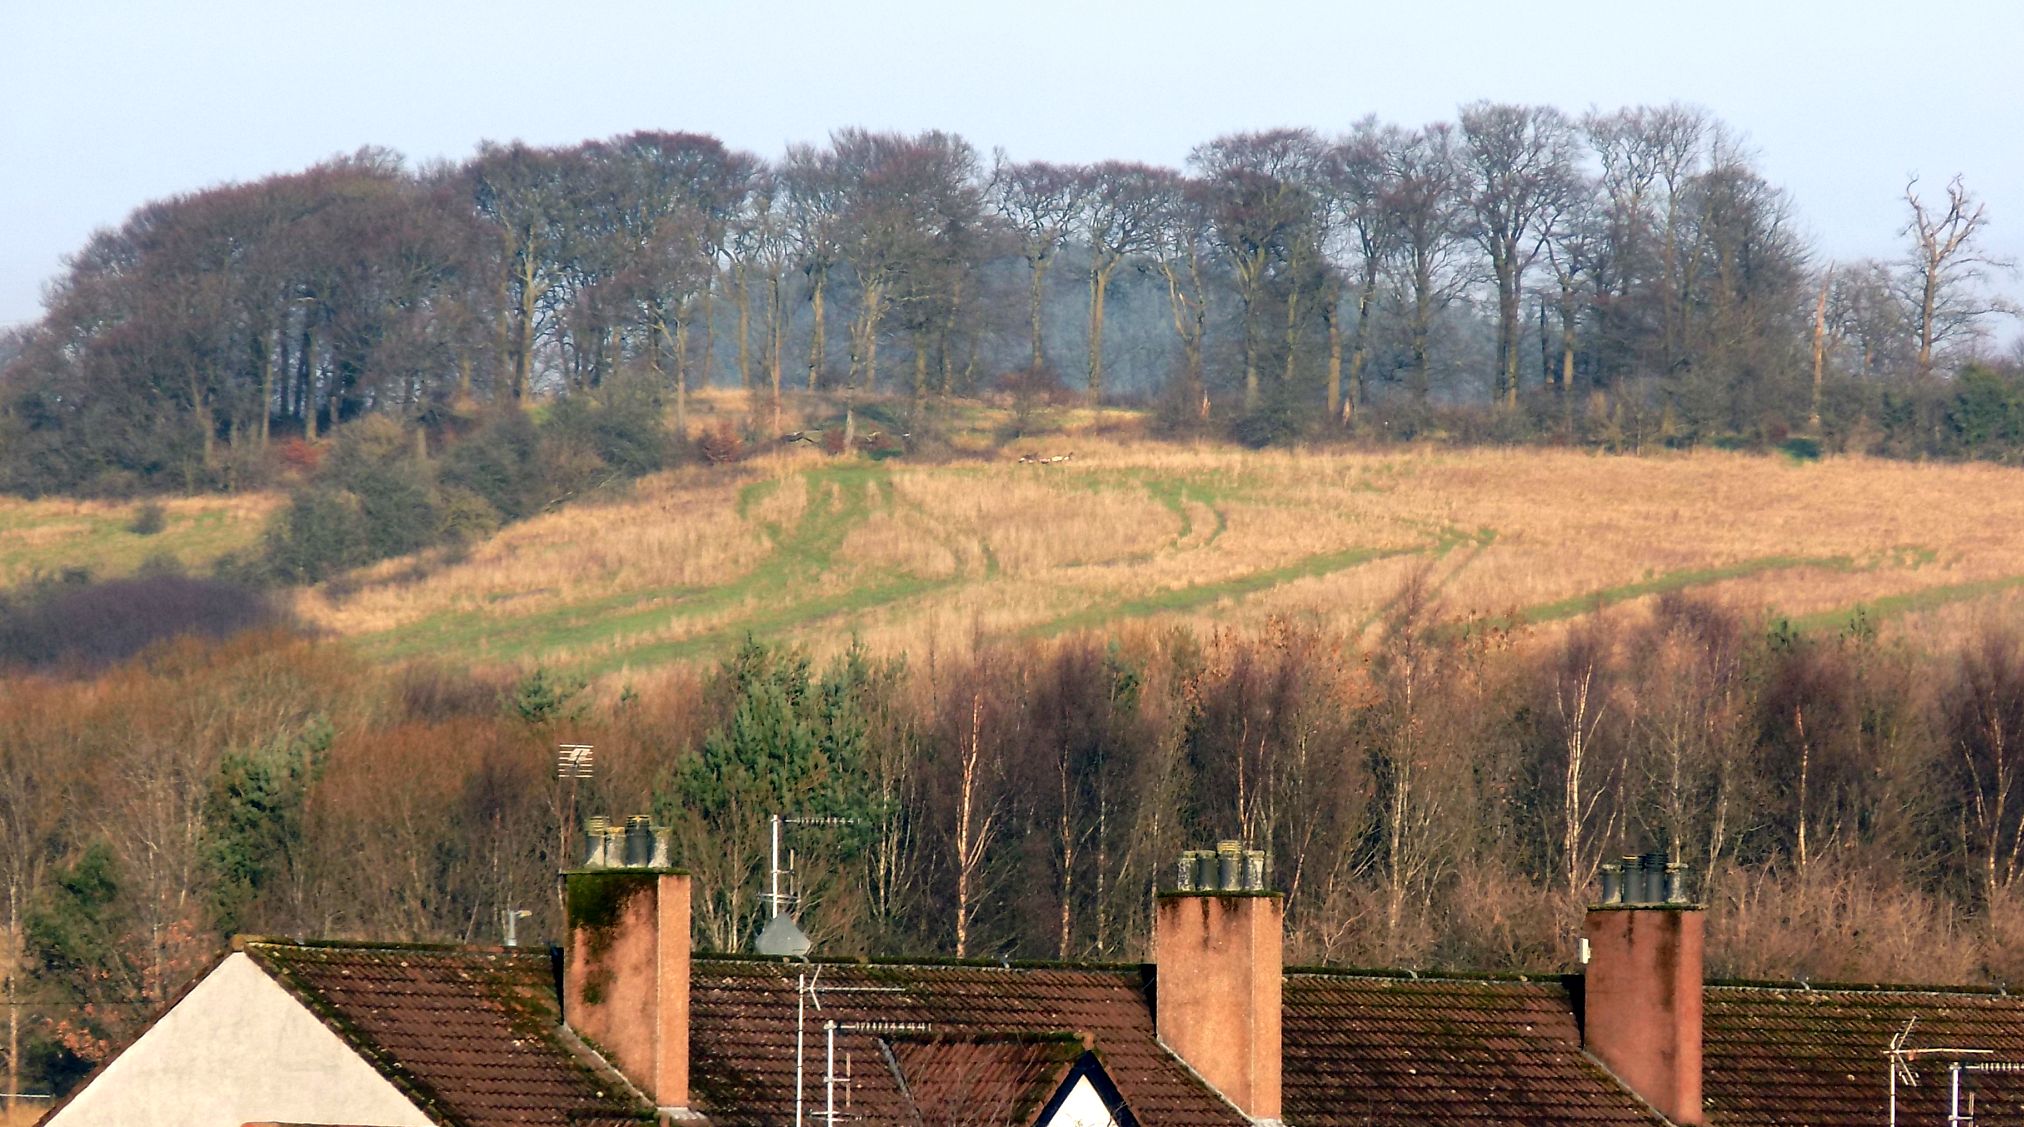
top-left (988, 157), bottom-right (1086, 373)
top-left (1379, 124), bottom-right (1472, 403)
top-left (1949, 633), bottom-right (2024, 905)
top-left (1459, 103), bottom-right (1580, 409)
top-left (1075, 162), bottom-right (1168, 406)
top-left (1150, 176), bottom-right (1214, 419)
top-left (1320, 120), bottom-right (1396, 424)
top-left (1899, 174), bottom-right (2018, 380)
top-left (952, 697), bottom-right (1001, 959)
top-left (1191, 130), bottom-right (1326, 411)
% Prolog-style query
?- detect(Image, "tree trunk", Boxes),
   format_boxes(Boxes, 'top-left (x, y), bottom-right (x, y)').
top-left (1498, 263), bottom-right (1522, 409)
top-left (300, 327), bottom-right (319, 442)
top-left (1283, 285), bottom-right (1303, 389)
top-left (673, 318), bottom-right (690, 438)
top-left (698, 266), bottom-right (717, 394)
top-left (511, 243), bottom-right (539, 404)
top-left (1410, 272), bottom-right (1433, 403)
top-left (1346, 270), bottom-right (1377, 426)
top-left (1028, 253), bottom-right (1051, 371)
top-left (1242, 287), bottom-right (1260, 412)
top-left (1087, 264), bottom-right (1111, 406)
top-left (806, 273), bottom-right (827, 391)
top-left (768, 270), bottom-right (784, 436)
top-left (1324, 293), bottom-right (1343, 423)
top-left (1811, 274), bottom-right (1830, 431)
top-left (1057, 755), bottom-right (1074, 960)
top-left (735, 259), bottom-right (752, 394)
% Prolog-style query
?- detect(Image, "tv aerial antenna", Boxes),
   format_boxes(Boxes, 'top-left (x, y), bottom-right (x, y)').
top-left (553, 744), bottom-right (595, 914)
top-left (757, 813), bottom-right (854, 959)
top-left (1885, 1018), bottom-right (2024, 1127)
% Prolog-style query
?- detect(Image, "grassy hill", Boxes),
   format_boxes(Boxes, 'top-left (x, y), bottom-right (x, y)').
top-left (11, 419), bottom-right (2024, 678)
top-left (298, 435), bottom-right (2024, 678)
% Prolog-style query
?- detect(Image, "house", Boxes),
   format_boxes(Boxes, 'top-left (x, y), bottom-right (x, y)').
top-left (37, 830), bottom-right (2024, 1126)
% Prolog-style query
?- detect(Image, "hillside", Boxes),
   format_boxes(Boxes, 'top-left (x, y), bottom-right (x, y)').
top-left (11, 438), bottom-right (2023, 676)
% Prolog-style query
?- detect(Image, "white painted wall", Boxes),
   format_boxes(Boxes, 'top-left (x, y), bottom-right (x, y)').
top-left (1040, 1074), bottom-right (1121, 1127)
top-left (46, 952), bottom-right (433, 1127)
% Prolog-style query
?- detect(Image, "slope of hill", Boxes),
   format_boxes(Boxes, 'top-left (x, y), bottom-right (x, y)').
top-left (270, 441), bottom-right (2024, 677)
top-left (0, 492), bottom-right (278, 587)
top-left (7, 439), bottom-right (2020, 676)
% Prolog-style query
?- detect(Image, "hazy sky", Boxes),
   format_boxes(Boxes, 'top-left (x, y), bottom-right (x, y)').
top-left (6, 0), bottom-right (2022, 332)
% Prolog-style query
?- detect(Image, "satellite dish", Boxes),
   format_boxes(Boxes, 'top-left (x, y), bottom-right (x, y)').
top-left (755, 912), bottom-right (812, 958)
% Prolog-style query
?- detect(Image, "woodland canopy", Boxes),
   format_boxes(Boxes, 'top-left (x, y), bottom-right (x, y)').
top-left (1, 107), bottom-right (2019, 499)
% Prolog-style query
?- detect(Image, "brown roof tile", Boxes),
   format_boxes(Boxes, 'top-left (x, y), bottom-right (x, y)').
top-left (1283, 971), bottom-right (1665, 1126)
top-left (688, 958), bottom-right (1245, 1127)
top-left (1705, 983), bottom-right (2024, 1126)
top-left (243, 942), bottom-right (650, 1127)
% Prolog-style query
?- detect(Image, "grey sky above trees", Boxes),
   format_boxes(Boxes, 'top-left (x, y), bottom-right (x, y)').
top-left (5, 0), bottom-right (2022, 333)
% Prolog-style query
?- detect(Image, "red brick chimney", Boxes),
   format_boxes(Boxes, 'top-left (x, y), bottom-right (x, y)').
top-left (1583, 854), bottom-right (1704, 1126)
top-left (1155, 842), bottom-right (1282, 1123)
top-left (562, 815), bottom-right (693, 1118)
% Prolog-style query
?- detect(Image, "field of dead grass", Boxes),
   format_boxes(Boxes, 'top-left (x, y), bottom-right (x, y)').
top-left (279, 438), bottom-right (2024, 677)
top-left (7, 408), bottom-right (2019, 676)
top-left (0, 492), bottom-right (278, 586)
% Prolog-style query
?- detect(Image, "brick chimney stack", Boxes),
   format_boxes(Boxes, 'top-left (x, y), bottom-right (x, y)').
top-left (1155, 841), bottom-right (1282, 1124)
top-left (562, 815), bottom-right (694, 1120)
top-left (1583, 853), bottom-right (1704, 1126)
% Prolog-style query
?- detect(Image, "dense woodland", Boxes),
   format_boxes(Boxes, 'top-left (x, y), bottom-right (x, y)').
top-left (2, 105), bottom-right (2020, 500)
top-left (7, 585), bottom-right (2024, 1092)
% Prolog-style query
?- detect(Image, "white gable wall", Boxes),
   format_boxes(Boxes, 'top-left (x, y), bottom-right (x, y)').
top-left (1039, 1074), bottom-right (1120, 1127)
top-left (46, 952), bottom-right (434, 1127)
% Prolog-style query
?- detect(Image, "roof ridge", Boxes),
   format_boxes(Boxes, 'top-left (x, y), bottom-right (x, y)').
top-left (1706, 977), bottom-right (2012, 996)
top-left (238, 935), bottom-right (532, 955)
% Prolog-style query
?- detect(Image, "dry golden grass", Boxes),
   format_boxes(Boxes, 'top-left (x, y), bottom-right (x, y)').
top-left (0, 491), bottom-right (280, 585)
top-left (301, 436), bottom-right (2024, 677)
top-left (18, 417), bottom-right (2024, 675)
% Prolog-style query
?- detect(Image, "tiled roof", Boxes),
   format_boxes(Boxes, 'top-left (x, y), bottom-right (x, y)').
top-left (242, 941), bottom-right (650, 1127)
top-left (687, 958), bottom-right (1245, 1126)
top-left (884, 1034), bottom-right (1083, 1124)
top-left (1705, 982), bottom-right (2024, 1126)
top-left (1282, 971), bottom-right (1664, 1126)
top-left (235, 939), bottom-right (2024, 1127)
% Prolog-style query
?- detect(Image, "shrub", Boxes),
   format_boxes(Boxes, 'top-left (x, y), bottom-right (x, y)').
top-left (264, 488), bottom-right (369, 583)
top-left (439, 409), bottom-right (544, 520)
top-left (127, 501), bottom-right (167, 536)
top-left (698, 420), bottom-right (746, 465)
top-left (542, 383), bottom-right (671, 481)
top-left (0, 573), bottom-right (292, 671)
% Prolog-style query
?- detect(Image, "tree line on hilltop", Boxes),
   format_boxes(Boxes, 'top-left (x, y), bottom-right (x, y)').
top-left (6, 588), bottom-right (2024, 1093)
top-left (2, 106), bottom-right (2020, 500)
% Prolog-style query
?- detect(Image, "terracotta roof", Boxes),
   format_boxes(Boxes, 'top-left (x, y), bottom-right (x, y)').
top-left (242, 941), bottom-right (650, 1127)
top-left (883, 1034), bottom-right (1085, 1124)
top-left (227, 939), bottom-right (2024, 1127)
top-left (687, 958), bottom-right (1244, 1126)
top-left (1283, 971), bottom-right (1664, 1126)
top-left (1705, 982), bottom-right (2024, 1126)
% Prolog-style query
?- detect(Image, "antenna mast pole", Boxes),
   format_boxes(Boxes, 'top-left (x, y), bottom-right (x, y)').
top-left (771, 813), bottom-right (784, 918)
top-left (823, 1019), bottom-right (837, 1127)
